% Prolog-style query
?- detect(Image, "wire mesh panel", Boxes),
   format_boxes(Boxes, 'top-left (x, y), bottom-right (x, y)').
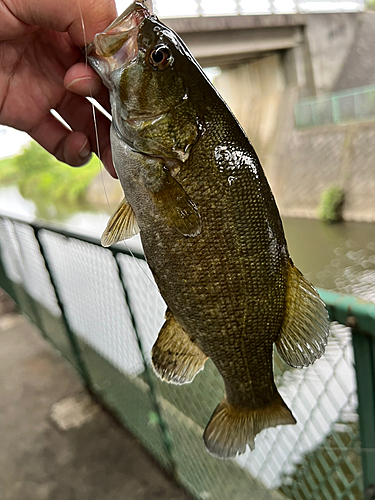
top-left (0, 219), bottom-right (79, 364)
top-left (38, 229), bottom-right (173, 470)
top-left (40, 230), bottom-right (144, 376)
top-left (116, 252), bottom-right (166, 363)
top-left (0, 218), bottom-right (24, 285)
top-left (12, 222), bottom-right (61, 317)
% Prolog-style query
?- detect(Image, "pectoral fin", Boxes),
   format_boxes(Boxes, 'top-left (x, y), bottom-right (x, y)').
top-left (151, 310), bottom-right (208, 384)
top-left (149, 170), bottom-right (201, 238)
top-left (276, 261), bottom-right (329, 368)
top-left (101, 197), bottom-right (140, 247)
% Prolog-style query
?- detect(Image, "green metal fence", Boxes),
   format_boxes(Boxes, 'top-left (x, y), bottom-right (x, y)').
top-left (294, 85), bottom-right (375, 128)
top-left (0, 213), bottom-right (374, 500)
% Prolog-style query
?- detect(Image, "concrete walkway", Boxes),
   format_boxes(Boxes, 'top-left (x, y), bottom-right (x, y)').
top-left (0, 306), bottom-right (192, 500)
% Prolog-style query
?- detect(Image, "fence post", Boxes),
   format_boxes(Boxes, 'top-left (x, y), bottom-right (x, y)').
top-left (0, 243), bottom-right (18, 307)
top-left (112, 252), bottom-right (176, 475)
top-left (196, 0), bottom-right (203, 16)
top-left (311, 101), bottom-right (318, 126)
top-left (32, 227), bottom-right (93, 388)
top-left (352, 330), bottom-right (375, 495)
top-left (353, 92), bottom-right (358, 119)
top-left (331, 95), bottom-right (341, 123)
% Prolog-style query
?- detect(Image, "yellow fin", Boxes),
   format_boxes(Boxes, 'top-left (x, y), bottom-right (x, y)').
top-left (151, 310), bottom-right (207, 384)
top-left (150, 171), bottom-right (201, 238)
top-left (101, 197), bottom-right (140, 247)
top-left (203, 391), bottom-right (296, 459)
top-left (276, 261), bottom-right (329, 368)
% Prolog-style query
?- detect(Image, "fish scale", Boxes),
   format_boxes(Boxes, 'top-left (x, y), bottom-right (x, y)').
top-left (87, 1), bottom-right (329, 459)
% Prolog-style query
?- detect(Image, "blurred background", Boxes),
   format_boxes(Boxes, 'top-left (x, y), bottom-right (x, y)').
top-left (0, 1), bottom-right (375, 499)
top-left (1, 0), bottom-right (375, 291)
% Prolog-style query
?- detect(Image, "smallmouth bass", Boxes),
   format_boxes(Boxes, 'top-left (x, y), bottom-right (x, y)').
top-left (87, 2), bottom-right (329, 459)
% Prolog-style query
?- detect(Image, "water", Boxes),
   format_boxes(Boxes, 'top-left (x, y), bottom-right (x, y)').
top-left (284, 218), bottom-right (375, 303)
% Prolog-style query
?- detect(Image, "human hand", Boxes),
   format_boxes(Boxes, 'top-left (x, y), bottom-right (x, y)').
top-left (0, 0), bottom-right (117, 175)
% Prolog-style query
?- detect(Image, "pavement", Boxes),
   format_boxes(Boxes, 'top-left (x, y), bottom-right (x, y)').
top-left (0, 297), bottom-right (192, 500)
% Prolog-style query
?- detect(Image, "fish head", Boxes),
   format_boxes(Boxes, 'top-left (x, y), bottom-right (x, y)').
top-left (87, 2), bottom-right (208, 161)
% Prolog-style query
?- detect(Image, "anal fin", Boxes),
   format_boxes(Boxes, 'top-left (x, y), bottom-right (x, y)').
top-left (151, 310), bottom-right (207, 385)
top-left (101, 197), bottom-right (140, 247)
top-left (276, 260), bottom-right (329, 368)
top-left (203, 391), bottom-right (296, 459)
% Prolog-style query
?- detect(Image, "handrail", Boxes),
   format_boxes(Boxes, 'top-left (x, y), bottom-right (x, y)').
top-left (318, 288), bottom-right (375, 339)
top-left (294, 84), bottom-right (375, 127)
top-left (0, 212), bottom-right (145, 260)
top-left (156, 0), bottom-right (364, 17)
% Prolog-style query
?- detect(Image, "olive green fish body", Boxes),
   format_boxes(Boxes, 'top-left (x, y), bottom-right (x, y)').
top-left (88, 3), bottom-right (329, 458)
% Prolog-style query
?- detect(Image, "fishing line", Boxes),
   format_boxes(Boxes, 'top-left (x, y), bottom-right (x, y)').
top-left (76, 1), bottom-right (159, 292)
top-left (77, 0), bottom-right (111, 213)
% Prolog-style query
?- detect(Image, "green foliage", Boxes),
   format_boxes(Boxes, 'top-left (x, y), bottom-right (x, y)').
top-left (0, 141), bottom-right (101, 219)
top-left (318, 186), bottom-right (345, 223)
top-left (366, 0), bottom-right (375, 10)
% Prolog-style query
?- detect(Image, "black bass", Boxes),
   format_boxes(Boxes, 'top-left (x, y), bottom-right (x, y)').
top-left (87, 1), bottom-right (329, 459)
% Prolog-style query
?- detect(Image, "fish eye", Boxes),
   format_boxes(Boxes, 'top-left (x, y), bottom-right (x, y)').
top-left (149, 46), bottom-right (172, 70)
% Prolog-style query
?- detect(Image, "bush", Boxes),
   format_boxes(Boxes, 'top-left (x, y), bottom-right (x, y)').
top-left (0, 141), bottom-right (101, 219)
top-left (318, 186), bottom-right (345, 223)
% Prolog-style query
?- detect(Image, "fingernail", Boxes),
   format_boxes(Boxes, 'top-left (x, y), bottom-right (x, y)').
top-left (66, 77), bottom-right (87, 90)
top-left (78, 139), bottom-right (91, 159)
top-left (66, 76), bottom-right (101, 94)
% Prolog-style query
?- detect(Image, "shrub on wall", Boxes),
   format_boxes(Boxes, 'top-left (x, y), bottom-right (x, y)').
top-left (318, 186), bottom-right (345, 223)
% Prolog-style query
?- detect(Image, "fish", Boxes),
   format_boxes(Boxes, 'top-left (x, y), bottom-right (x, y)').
top-left (87, 1), bottom-right (329, 459)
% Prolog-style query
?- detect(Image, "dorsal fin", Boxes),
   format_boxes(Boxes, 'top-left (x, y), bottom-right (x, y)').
top-left (101, 197), bottom-right (140, 247)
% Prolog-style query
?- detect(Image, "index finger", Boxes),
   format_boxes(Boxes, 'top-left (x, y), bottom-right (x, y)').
top-left (6, 0), bottom-right (117, 45)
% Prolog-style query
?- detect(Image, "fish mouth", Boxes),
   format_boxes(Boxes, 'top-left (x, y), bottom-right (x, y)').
top-left (86, 2), bottom-right (150, 74)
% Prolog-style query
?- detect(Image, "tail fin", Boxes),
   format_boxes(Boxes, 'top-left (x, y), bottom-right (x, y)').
top-left (203, 391), bottom-right (296, 459)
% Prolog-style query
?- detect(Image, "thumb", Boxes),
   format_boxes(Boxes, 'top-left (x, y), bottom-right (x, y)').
top-left (4, 0), bottom-right (117, 46)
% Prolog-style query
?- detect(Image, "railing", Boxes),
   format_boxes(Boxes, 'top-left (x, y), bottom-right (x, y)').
top-left (0, 213), bottom-right (374, 500)
top-left (117, 0), bottom-right (365, 18)
top-left (294, 85), bottom-right (375, 128)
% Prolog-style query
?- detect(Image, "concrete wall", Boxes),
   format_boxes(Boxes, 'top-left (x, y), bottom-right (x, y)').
top-left (170, 10), bottom-right (375, 222)
top-left (213, 54), bottom-right (286, 162)
top-left (333, 11), bottom-right (375, 91)
top-left (271, 11), bottom-right (375, 222)
top-left (215, 59), bottom-right (375, 223)
top-left (211, 11), bottom-right (375, 222)
top-left (303, 13), bottom-right (360, 94)
top-left (273, 121), bottom-right (375, 222)
top-left (213, 52), bottom-right (300, 195)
